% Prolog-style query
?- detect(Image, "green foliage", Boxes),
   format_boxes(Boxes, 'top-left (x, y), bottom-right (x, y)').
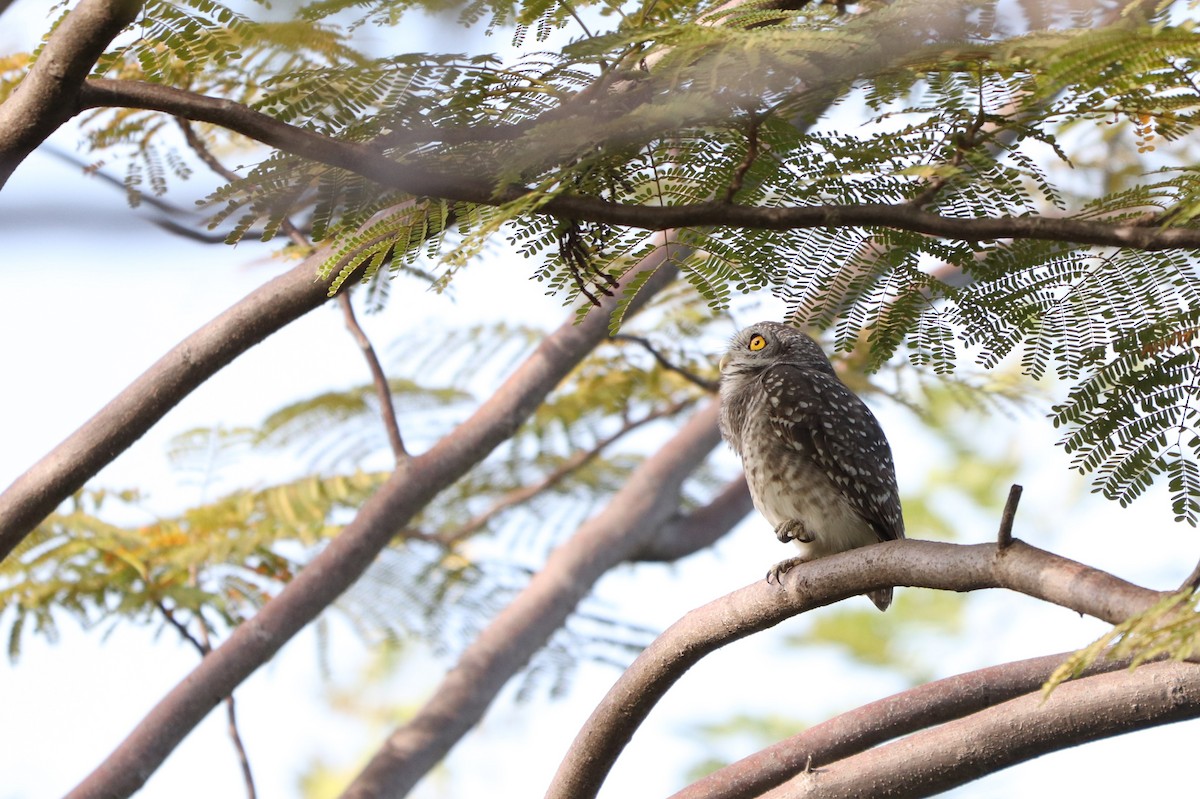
top-left (0, 472), bottom-right (385, 661)
top-left (9, 1), bottom-right (1200, 513)
top-left (1044, 587), bottom-right (1200, 695)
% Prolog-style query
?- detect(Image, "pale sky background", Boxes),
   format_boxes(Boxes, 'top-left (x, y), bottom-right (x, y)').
top-left (1, 3), bottom-right (1198, 799)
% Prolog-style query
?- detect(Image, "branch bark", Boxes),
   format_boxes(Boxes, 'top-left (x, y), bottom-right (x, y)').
top-left (670, 649), bottom-right (1134, 799)
top-left (632, 475), bottom-right (752, 562)
top-left (0, 0), bottom-right (142, 186)
top-left (64, 236), bottom-right (681, 799)
top-left (543, 538), bottom-right (1170, 799)
top-left (758, 660), bottom-right (1200, 799)
top-left (339, 398), bottom-right (725, 799)
top-left (78, 78), bottom-right (1200, 252)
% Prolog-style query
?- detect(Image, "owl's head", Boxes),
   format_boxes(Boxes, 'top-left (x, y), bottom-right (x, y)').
top-left (718, 321), bottom-right (834, 380)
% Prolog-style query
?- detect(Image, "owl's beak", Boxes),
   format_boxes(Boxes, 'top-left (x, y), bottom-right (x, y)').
top-left (718, 354), bottom-right (729, 374)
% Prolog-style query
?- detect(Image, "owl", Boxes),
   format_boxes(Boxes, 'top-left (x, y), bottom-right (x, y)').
top-left (718, 321), bottom-right (904, 611)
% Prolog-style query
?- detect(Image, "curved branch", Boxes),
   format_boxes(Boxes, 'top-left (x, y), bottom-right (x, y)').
top-left (340, 398), bottom-right (724, 799)
top-left (65, 236), bottom-right (681, 799)
top-left (670, 649), bottom-right (1134, 799)
top-left (0, 0), bottom-right (142, 186)
top-left (543, 538), bottom-right (1170, 799)
top-left (758, 660), bottom-right (1200, 799)
top-left (79, 79), bottom-right (1200, 252)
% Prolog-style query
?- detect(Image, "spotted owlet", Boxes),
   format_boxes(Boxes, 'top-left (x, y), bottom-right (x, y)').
top-left (718, 321), bottom-right (904, 611)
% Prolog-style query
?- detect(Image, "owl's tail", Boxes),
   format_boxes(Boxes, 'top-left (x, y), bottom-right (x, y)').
top-left (868, 587), bottom-right (893, 612)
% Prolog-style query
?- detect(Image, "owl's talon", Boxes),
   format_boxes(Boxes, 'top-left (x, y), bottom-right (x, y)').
top-left (765, 555), bottom-right (808, 585)
top-left (774, 520), bottom-right (814, 544)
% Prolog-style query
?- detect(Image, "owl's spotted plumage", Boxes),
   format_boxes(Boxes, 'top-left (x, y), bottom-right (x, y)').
top-left (718, 321), bottom-right (903, 611)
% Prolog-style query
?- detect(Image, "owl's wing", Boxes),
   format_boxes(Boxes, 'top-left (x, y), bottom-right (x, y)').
top-left (760, 364), bottom-right (904, 542)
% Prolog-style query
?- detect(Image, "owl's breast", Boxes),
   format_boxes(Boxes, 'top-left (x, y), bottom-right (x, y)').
top-left (740, 413), bottom-right (877, 557)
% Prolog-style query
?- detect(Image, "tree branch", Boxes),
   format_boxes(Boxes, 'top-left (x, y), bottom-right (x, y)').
top-left (670, 648), bottom-right (1135, 799)
top-left (757, 660), bottom-right (1200, 799)
top-left (610, 334), bottom-right (720, 393)
top-left (339, 397), bottom-right (724, 799)
top-left (338, 294), bottom-right (409, 465)
top-left (543, 539), bottom-right (1170, 799)
top-left (0, 248), bottom-right (354, 562)
top-left (78, 79), bottom-right (1200, 252)
top-left (0, 0), bottom-right (142, 186)
top-left (64, 236), bottom-right (681, 799)
top-left (631, 475), bottom-right (752, 562)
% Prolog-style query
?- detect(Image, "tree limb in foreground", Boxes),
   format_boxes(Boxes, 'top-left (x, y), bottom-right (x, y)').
top-left (341, 398), bottom-right (725, 799)
top-left (0, 0), bottom-right (142, 186)
top-left (0, 247), bottom-right (352, 562)
top-left (544, 538), bottom-right (1170, 799)
top-left (78, 78), bottom-right (1200, 252)
top-left (64, 236), bottom-right (681, 799)
top-left (671, 648), bottom-right (1136, 799)
top-left (758, 660), bottom-right (1200, 799)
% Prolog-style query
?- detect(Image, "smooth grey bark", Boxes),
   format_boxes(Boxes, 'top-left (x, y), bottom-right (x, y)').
top-left (670, 649), bottom-right (1137, 799)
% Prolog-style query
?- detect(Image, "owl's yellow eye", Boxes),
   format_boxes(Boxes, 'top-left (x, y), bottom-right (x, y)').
top-left (748, 334), bottom-right (767, 351)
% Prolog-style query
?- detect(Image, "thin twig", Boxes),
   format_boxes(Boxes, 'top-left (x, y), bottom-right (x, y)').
top-left (221, 690), bottom-right (257, 799)
top-left (440, 399), bottom-right (694, 545)
top-left (338, 294), bottom-right (409, 464)
top-left (724, 111), bottom-right (761, 203)
top-left (78, 79), bottom-right (1200, 252)
top-left (180, 115), bottom-right (408, 465)
top-left (156, 602), bottom-right (258, 799)
top-left (156, 601), bottom-right (208, 656)
top-left (610, 334), bottom-right (719, 392)
top-left (997, 483), bottom-right (1022, 548)
top-left (195, 615), bottom-right (258, 799)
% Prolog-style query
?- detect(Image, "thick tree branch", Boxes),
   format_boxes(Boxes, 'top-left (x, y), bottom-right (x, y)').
top-left (0, 0), bottom-right (142, 186)
top-left (544, 539), bottom-right (1170, 799)
top-left (65, 237), bottom-right (681, 799)
top-left (78, 79), bottom-right (1200, 252)
top-left (340, 398), bottom-right (724, 799)
top-left (0, 250), bottom-right (354, 562)
top-left (671, 649), bottom-right (1135, 799)
top-left (632, 475), bottom-right (752, 562)
top-left (758, 660), bottom-right (1200, 799)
